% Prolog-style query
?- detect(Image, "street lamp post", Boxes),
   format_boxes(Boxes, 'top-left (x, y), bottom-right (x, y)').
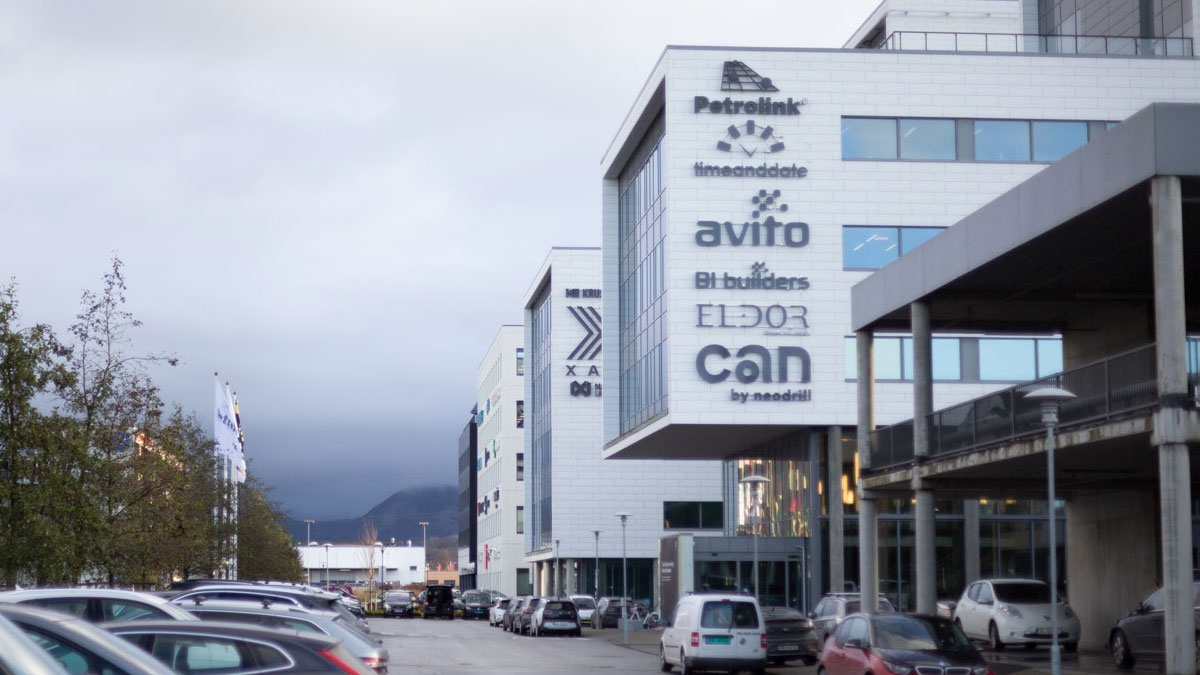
top-left (592, 530), bottom-right (601, 598)
top-left (554, 539), bottom-right (561, 598)
top-left (740, 474), bottom-right (771, 602)
top-left (323, 543), bottom-right (331, 587)
top-left (304, 520), bottom-right (315, 585)
top-left (614, 512), bottom-right (631, 645)
top-left (1025, 387), bottom-right (1075, 675)
top-left (418, 521), bottom-right (430, 583)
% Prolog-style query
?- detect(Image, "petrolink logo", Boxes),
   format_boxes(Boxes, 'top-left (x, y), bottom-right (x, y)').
top-left (694, 96), bottom-right (807, 115)
top-left (696, 190), bottom-right (809, 247)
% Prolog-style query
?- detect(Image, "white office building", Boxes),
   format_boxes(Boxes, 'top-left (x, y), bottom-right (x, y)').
top-left (597, 0), bottom-right (1200, 627)
top-left (474, 326), bottom-right (531, 597)
top-left (296, 544), bottom-right (425, 587)
top-left (522, 247), bottom-right (725, 603)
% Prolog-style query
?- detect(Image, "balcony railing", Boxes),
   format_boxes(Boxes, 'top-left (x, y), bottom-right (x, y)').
top-left (868, 343), bottom-right (1180, 471)
top-left (880, 31), bottom-right (1193, 57)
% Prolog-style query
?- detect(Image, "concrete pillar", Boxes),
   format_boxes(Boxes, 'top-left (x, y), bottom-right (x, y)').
top-left (963, 499), bottom-right (980, 584)
top-left (856, 330), bottom-right (878, 612)
top-left (827, 426), bottom-right (844, 595)
top-left (1066, 492), bottom-right (1157, 650)
top-left (566, 558), bottom-right (578, 596)
top-left (911, 301), bottom-right (936, 615)
top-left (807, 433), bottom-right (824, 609)
top-left (1150, 175), bottom-right (1196, 675)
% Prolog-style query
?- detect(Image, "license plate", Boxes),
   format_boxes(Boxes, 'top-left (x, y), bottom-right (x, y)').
top-left (1034, 628), bottom-right (1051, 636)
top-left (706, 636), bottom-right (732, 645)
top-left (777, 645), bottom-right (798, 651)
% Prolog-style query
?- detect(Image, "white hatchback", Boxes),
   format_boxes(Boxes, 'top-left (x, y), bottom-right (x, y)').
top-left (660, 593), bottom-right (767, 674)
top-left (952, 578), bottom-right (1080, 651)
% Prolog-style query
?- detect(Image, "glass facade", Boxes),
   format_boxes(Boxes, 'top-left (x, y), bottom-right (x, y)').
top-left (618, 114), bottom-right (668, 434)
top-left (725, 440), bottom-right (816, 539)
top-left (842, 226), bottom-right (945, 269)
top-left (842, 116), bottom-right (1113, 163)
top-left (1040, 0), bottom-right (1191, 41)
top-left (528, 284), bottom-right (553, 551)
top-left (844, 336), bottom-right (1062, 382)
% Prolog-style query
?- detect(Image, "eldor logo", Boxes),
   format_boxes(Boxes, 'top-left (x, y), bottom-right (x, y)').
top-left (696, 191), bottom-right (809, 247)
top-left (567, 306), bottom-right (602, 360)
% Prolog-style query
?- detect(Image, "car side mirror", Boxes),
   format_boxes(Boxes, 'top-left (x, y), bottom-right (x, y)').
top-left (845, 638), bottom-right (868, 651)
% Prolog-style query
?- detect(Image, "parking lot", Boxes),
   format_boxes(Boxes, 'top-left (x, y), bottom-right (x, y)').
top-left (367, 615), bottom-right (1166, 675)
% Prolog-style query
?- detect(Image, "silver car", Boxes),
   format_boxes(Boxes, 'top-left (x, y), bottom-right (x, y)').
top-left (0, 612), bottom-right (69, 675)
top-left (0, 603), bottom-right (176, 675)
top-left (186, 601), bottom-right (389, 672)
top-left (0, 588), bottom-right (197, 622)
top-left (170, 584), bottom-right (370, 633)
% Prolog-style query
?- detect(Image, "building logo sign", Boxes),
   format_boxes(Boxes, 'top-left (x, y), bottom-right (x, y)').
top-left (563, 294), bottom-right (602, 397)
top-left (721, 61), bottom-right (778, 92)
top-left (696, 303), bottom-right (810, 335)
top-left (695, 262), bottom-right (809, 291)
top-left (696, 191), bottom-right (810, 247)
top-left (694, 96), bottom-right (807, 116)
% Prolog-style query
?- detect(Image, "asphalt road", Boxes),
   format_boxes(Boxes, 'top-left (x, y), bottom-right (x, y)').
top-left (366, 616), bottom-right (1156, 675)
top-left (368, 616), bottom-right (662, 675)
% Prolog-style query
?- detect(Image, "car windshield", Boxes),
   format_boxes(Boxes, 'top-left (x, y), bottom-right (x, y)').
top-left (572, 597), bottom-right (596, 609)
top-left (543, 602), bottom-right (576, 618)
top-left (845, 599), bottom-right (894, 614)
top-left (992, 582), bottom-right (1050, 604)
top-left (873, 615), bottom-right (974, 652)
top-left (464, 592), bottom-right (488, 603)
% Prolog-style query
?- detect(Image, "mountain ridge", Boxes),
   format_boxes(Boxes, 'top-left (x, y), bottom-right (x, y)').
top-left (285, 484), bottom-right (457, 545)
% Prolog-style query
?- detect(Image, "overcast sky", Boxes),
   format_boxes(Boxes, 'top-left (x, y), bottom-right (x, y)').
top-left (1, 0), bottom-right (881, 519)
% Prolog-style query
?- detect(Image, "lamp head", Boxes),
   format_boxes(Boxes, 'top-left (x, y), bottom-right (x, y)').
top-left (1024, 387), bottom-right (1075, 403)
top-left (614, 512), bottom-right (631, 524)
top-left (739, 475), bottom-right (770, 485)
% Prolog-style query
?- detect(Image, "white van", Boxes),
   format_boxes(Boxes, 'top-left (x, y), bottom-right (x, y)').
top-left (659, 593), bottom-right (767, 674)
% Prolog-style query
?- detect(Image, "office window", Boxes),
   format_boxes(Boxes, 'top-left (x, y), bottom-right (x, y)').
top-left (516, 400), bottom-right (524, 429)
top-left (979, 338), bottom-right (1037, 381)
top-left (516, 506), bottom-right (524, 534)
top-left (516, 348), bottom-right (525, 376)
top-left (842, 118), bottom-right (897, 159)
top-left (843, 226), bottom-right (946, 270)
top-left (1032, 121), bottom-right (1088, 161)
top-left (874, 337), bottom-right (904, 380)
top-left (974, 120), bottom-right (1031, 161)
top-left (1037, 339), bottom-right (1064, 376)
top-left (899, 118), bottom-right (956, 160)
top-left (932, 338), bottom-right (962, 380)
top-left (516, 453), bottom-right (524, 481)
top-left (843, 226), bottom-right (899, 268)
top-left (663, 501), bottom-right (724, 530)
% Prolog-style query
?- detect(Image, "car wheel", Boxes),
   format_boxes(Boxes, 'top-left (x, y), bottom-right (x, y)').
top-left (680, 650), bottom-right (694, 675)
top-left (1110, 630), bottom-right (1134, 669)
top-left (660, 645), bottom-right (673, 672)
top-left (989, 622), bottom-right (1005, 651)
top-left (1063, 641), bottom-right (1077, 653)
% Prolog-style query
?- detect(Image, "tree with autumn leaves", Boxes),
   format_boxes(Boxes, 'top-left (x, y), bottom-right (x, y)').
top-left (0, 258), bottom-right (299, 587)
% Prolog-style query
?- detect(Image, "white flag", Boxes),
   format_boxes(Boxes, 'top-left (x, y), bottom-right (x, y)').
top-left (214, 376), bottom-right (241, 476)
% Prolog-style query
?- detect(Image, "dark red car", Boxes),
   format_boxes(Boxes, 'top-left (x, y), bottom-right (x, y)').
top-left (818, 613), bottom-right (992, 675)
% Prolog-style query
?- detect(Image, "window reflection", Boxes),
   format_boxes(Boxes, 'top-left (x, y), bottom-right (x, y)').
top-left (974, 120), bottom-right (1031, 161)
top-left (1032, 121), bottom-right (1088, 161)
top-left (842, 118), bottom-right (898, 159)
top-left (899, 118), bottom-right (956, 159)
top-left (844, 336), bottom-right (1061, 383)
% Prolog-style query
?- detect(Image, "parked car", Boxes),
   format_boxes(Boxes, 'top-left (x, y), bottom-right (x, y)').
top-left (170, 583), bottom-right (372, 634)
top-left (489, 597), bottom-right (511, 627)
top-left (818, 612), bottom-right (993, 675)
top-left (106, 619), bottom-right (376, 675)
top-left (595, 596), bottom-right (636, 629)
top-left (515, 597), bottom-right (544, 634)
top-left (185, 601), bottom-right (389, 673)
top-left (382, 590), bottom-right (416, 617)
top-left (532, 599), bottom-right (582, 637)
top-left (810, 593), bottom-right (895, 649)
top-left (0, 603), bottom-right (176, 675)
top-left (504, 597), bottom-right (527, 632)
top-left (570, 595), bottom-right (597, 627)
top-left (660, 592), bottom-right (767, 673)
top-left (1108, 581), bottom-right (1200, 669)
top-left (462, 590), bottom-right (492, 620)
top-left (0, 610), bottom-right (72, 675)
top-left (0, 588), bottom-right (198, 623)
top-left (762, 605), bottom-right (818, 666)
top-left (423, 584), bottom-right (456, 620)
top-left (952, 578), bottom-right (1080, 651)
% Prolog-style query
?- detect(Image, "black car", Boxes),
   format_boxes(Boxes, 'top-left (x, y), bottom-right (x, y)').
top-left (423, 585), bottom-right (455, 620)
top-left (819, 612), bottom-right (990, 675)
top-left (382, 591), bottom-right (415, 618)
top-left (1109, 582), bottom-right (1200, 669)
top-left (462, 591), bottom-right (491, 620)
top-left (106, 619), bottom-right (376, 674)
top-left (504, 598), bottom-right (527, 632)
top-left (762, 606), bottom-right (819, 666)
top-left (516, 597), bottom-right (543, 635)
